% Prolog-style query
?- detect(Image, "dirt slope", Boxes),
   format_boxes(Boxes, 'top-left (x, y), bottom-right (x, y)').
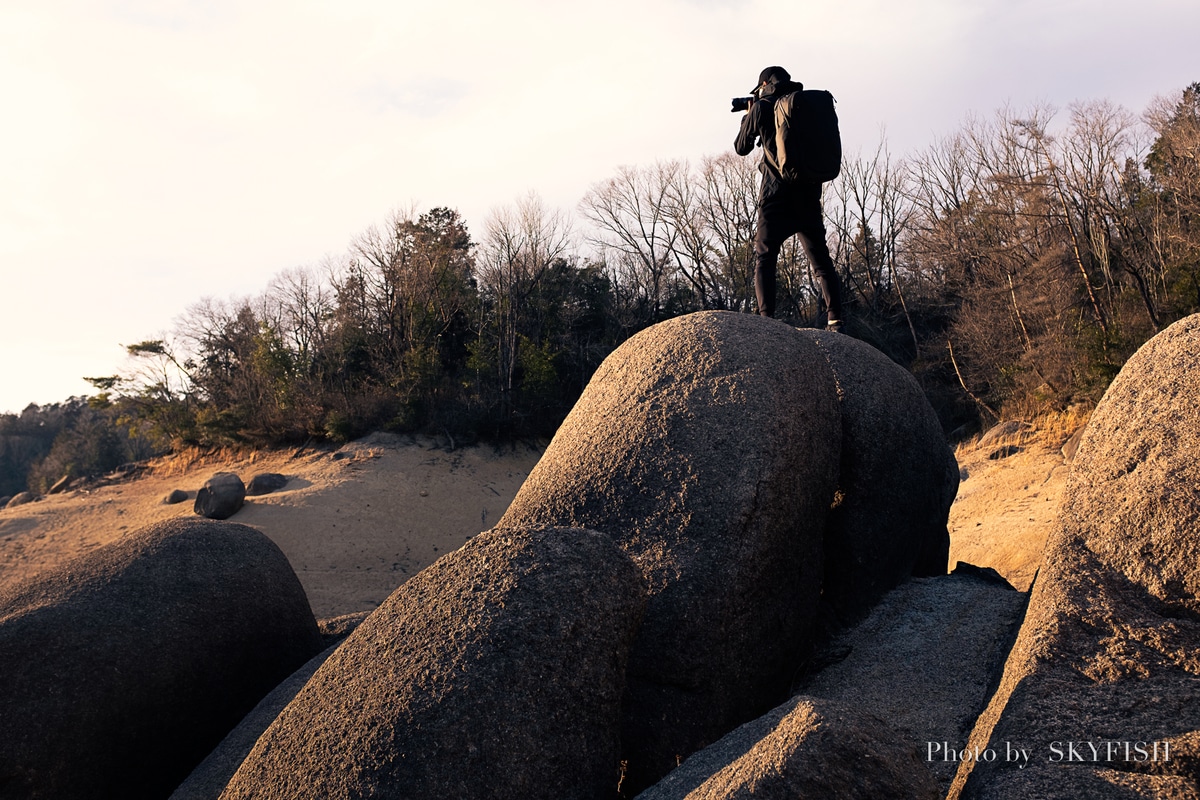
top-left (947, 422), bottom-right (1078, 590)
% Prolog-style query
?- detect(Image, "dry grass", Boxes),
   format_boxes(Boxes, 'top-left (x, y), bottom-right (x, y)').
top-left (144, 444), bottom-right (294, 479)
top-left (954, 407), bottom-right (1091, 459)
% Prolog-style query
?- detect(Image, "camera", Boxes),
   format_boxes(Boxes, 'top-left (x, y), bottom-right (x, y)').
top-left (730, 96), bottom-right (754, 113)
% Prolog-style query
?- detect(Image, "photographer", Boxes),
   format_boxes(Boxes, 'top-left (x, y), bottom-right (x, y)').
top-left (735, 66), bottom-right (844, 330)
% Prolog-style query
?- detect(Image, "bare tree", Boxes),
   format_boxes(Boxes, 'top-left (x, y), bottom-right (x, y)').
top-left (1060, 99), bottom-right (1163, 332)
top-left (903, 129), bottom-right (986, 290)
top-left (478, 192), bottom-right (573, 416)
top-left (901, 107), bottom-right (1090, 413)
top-left (580, 162), bottom-right (687, 321)
top-left (262, 265), bottom-right (336, 371)
top-left (697, 153), bottom-right (758, 311)
top-left (1012, 109), bottom-right (1109, 339)
top-left (659, 160), bottom-right (724, 309)
top-left (819, 139), bottom-right (920, 350)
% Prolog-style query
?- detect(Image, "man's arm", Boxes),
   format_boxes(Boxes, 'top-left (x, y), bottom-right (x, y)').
top-left (734, 101), bottom-right (764, 156)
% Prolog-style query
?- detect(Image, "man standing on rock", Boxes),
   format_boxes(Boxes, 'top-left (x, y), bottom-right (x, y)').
top-left (735, 66), bottom-right (844, 330)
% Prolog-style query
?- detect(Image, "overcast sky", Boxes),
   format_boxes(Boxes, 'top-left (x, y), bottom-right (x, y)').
top-left (2, 0), bottom-right (1197, 414)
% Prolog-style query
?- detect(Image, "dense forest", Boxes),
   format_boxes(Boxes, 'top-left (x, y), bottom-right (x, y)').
top-left (3, 83), bottom-right (1197, 499)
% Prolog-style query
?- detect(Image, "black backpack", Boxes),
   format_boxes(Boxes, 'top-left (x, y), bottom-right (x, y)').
top-left (768, 89), bottom-right (842, 183)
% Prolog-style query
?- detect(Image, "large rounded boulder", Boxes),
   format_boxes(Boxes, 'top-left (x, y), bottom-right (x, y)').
top-left (220, 526), bottom-right (646, 800)
top-left (499, 311), bottom-right (843, 790)
top-left (0, 518), bottom-right (322, 800)
top-left (799, 329), bottom-right (957, 622)
top-left (952, 314), bottom-right (1200, 798)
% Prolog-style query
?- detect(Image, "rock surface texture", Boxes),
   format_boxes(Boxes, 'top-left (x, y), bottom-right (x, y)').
top-left (635, 696), bottom-right (941, 800)
top-left (498, 312), bottom-right (844, 790)
top-left (799, 570), bottom-right (1027, 793)
top-left (951, 314), bottom-right (1200, 799)
top-left (0, 518), bottom-right (322, 800)
top-left (219, 526), bottom-right (646, 800)
top-left (800, 329), bottom-right (958, 623)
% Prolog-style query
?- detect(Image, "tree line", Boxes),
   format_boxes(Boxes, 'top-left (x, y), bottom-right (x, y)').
top-left (3, 82), bottom-right (1197, 497)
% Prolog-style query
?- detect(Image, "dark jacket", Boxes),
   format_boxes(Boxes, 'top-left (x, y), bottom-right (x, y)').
top-left (734, 79), bottom-right (805, 197)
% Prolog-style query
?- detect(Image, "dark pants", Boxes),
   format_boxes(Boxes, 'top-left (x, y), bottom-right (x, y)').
top-left (754, 181), bottom-right (843, 321)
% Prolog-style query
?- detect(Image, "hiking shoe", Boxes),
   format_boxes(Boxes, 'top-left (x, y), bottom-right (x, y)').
top-left (826, 319), bottom-right (843, 333)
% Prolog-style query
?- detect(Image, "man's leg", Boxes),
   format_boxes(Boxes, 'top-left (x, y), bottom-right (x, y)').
top-left (792, 183), bottom-right (844, 323)
top-left (753, 248), bottom-right (778, 317)
top-left (753, 198), bottom-right (791, 318)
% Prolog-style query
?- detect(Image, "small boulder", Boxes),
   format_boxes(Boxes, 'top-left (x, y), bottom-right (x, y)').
top-left (987, 444), bottom-right (1022, 460)
top-left (0, 518), bottom-right (323, 800)
top-left (164, 488), bottom-right (190, 505)
top-left (316, 610), bottom-right (371, 648)
top-left (194, 472), bottom-right (246, 519)
top-left (246, 473), bottom-right (289, 496)
top-left (951, 561), bottom-right (1012, 587)
top-left (221, 526), bottom-right (646, 800)
top-left (1060, 423), bottom-right (1087, 462)
top-left (636, 696), bottom-right (940, 800)
top-left (4, 491), bottom-right (35, 509)
top-left (47, 474), bottom-right (71, 495)
top-left (977, 420), bottom-right (1032, 447)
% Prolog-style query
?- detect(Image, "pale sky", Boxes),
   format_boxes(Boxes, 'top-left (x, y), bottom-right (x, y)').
top-left (2, 0), bottom-right (1197, 414)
